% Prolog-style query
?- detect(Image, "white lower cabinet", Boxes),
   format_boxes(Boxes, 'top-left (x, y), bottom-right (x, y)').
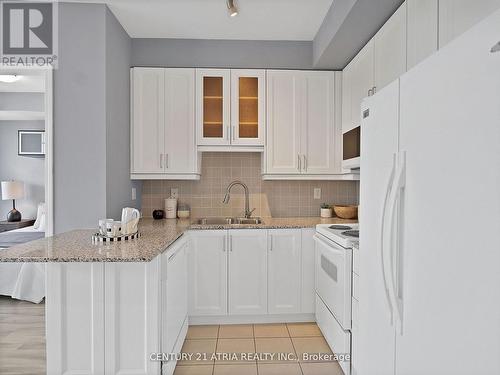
top-left (46, 228), bottom-right (317, 374)
top-left (46, 260), bottom-right (162, 375)
top-left (46, 263), bottom-right (105, 375)
top-left (188, 230), bottom-right (228, 316)
top-left (268, 229), bottom-right (302, 314)
top-left (301, 228), bottom-right (316, 314)
top-left (105, 259), bottom-right (161, 375)
top-left (229, 230), bottom-right (268, 314)
top-left (188, 228), bottom-right (316, 320)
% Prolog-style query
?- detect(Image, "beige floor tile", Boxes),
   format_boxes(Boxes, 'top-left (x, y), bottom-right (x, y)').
top-left (258, 363), bottom-right (302, 375)
top-left (255, 337), bottom-right (297, 363)
top-left (287, 322), bottom-right (322, 337)
top-left (173, 364), bottom-right (214, 375)
top-left (178, 339), bottom-right (217, 366)
top-left (300, 361), bottom-right (344, 375)
top-left (187, 325), bottom-right (219, 339)
top-left (292, 337), bottom-right (333, 362)
top-left (218, 324), bottom-right (253, 338)
top-left (213, 363), bottom-right (257, 375)
top-left (216, 338), bottom-right (256, 364)
top-left (253, 324), bottom-right (289, 338)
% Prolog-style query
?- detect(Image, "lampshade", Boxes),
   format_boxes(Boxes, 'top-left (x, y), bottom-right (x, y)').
top-left (1, 181), bottom-right (25, 200)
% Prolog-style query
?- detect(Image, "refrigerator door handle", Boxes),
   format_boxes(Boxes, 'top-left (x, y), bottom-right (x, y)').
top-left (381, 153), bottom-right (396, 323)
top-left (385, 151), bottom-right (406, 331)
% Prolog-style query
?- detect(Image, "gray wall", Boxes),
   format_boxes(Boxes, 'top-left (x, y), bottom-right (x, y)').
top-left (54, 3), bottom-right (107, 233)
top-left (132, 39), bottom-right (313, 69)
top-left (0, 92), bottom-right (44, 111)
top-left (313, 0), bottom-right (404, 69)
top-left (54, 3), bottom-right (141, 233)
top-left (105, 6), bottom-right (141, 220)
top-left (0, 120), bottom-right (45, 220)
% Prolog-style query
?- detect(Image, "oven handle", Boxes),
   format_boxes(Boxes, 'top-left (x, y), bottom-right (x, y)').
top-left (314, 234), bottom-right (347, 256)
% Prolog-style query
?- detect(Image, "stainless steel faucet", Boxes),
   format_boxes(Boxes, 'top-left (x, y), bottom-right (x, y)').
top-left (222, 180), bottom-right (255, 218)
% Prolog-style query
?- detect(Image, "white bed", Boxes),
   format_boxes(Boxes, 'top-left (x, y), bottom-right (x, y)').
top-left (0, 225), bottom-right (45, 303)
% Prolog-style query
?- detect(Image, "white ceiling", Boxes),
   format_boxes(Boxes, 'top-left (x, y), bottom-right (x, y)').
top-left (0, 70), bottom-right (46, 92)
top-left (67, 0), bottom-right (334, 40)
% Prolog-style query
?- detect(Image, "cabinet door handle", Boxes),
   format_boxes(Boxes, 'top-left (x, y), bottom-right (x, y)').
top-left (269, 235), bottom-right (273, 251)
top-left (229, 235), bottom-right (232, 252)
top-left (368, 88), bottom-right (373, 96)
top-left (226, 126), bottom-right (230, 141)
top-left (373, 86), bottom-right (377, 94)
top-left (232, 126), bottom-right (236, 141)
top-left (160, 154), bottom-right (163, 169)
top-left (223, 237), bottom-right (226, 252)
top-left (165, 154), bottom-right (169, 169)
top-left (298, 154), bottom-right (301, 172)
top-left (303, 155), bottom-right (307, 172)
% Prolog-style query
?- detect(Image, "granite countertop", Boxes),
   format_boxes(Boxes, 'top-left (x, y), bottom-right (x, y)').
top-left (0, 216), bottom-right (357, 263)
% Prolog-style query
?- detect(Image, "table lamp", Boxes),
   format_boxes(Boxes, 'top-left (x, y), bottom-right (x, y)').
top-left (1, 181), bottom-right (25, 222)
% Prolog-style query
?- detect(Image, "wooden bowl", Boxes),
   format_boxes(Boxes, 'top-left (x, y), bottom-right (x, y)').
top-left (333, 205), bottom-right (358, 219)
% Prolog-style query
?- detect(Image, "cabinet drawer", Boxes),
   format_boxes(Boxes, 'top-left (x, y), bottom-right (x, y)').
top-left (352, 272), bottom-right (359, 301)
top-left (315, 294), bottom-right (351, 375)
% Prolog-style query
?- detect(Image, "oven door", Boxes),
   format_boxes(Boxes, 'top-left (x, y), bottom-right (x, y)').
top-left (314, 233), bottom-right (352, 329)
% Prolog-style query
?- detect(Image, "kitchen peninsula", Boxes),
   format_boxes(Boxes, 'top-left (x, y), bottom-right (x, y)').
top-left (0, 217), bottom-right (355, 375)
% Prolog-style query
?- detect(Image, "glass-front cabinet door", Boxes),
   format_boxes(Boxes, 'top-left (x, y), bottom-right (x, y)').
top-left (196, 69), bottom-right (230, 145)
top-left (230, 69), bottom-right (265, 146)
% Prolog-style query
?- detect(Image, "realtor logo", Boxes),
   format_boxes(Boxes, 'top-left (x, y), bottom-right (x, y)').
top-left (1, 1), bottom-right (58, 67)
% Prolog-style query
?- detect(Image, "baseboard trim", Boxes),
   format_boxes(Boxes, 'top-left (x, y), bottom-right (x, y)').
top-left (189, 313), bottom-right (315, 325)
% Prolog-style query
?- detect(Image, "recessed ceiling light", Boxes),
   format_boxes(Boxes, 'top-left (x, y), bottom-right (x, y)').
top-left (227, 0), bottom-right (238, 17)
top-left (0, 74), bottom-right (21, 83)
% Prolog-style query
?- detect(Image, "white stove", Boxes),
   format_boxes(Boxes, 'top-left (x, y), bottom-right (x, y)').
top-left (316, 223), bottom-right (359, 248)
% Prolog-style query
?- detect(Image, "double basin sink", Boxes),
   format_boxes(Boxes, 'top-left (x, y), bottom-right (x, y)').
top-left (196, 217), bottom-right (263, 225)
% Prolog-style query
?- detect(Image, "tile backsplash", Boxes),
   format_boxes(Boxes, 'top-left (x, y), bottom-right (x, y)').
top-left (141, 153), bottom-right (359, 218)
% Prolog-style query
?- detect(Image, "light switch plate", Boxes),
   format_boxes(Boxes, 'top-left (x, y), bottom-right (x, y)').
top-left (171, 188), bottom-right (179, 199)
top-left (132, 188), bottom-right (137, 201)
top-left (314, 188), bottom-right (321, 200)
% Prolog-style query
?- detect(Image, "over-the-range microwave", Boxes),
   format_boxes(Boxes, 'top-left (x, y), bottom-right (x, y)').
top-left (342, 126), bottom-right (360, 170)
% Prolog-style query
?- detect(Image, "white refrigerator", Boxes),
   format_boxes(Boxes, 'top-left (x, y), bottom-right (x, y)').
top-left (357, 9), bottom-right (500, 375)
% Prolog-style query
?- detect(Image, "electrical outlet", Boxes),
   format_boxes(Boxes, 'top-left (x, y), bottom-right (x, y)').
top-left (171, 188), bottom-right (179, 199)
top-left (132, 188), bottom-right (136, 201)
top-left (314, 188), bottom-right (321, 200)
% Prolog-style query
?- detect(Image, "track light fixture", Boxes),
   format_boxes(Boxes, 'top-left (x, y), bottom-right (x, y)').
top-left (227, 0), bottom-right (238, 17)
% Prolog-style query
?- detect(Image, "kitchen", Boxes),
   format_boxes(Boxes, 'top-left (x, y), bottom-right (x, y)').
top-left (0, 1), bottom-right (499, 375)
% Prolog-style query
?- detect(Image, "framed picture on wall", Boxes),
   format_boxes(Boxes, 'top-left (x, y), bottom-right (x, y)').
top-left (18, 130), bottom-right (46, 156)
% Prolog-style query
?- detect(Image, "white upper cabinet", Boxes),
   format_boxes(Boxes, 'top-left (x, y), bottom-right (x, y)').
top-left (407, 0), bottom-right (438, 69)
top-left (164, 69), bottom-right (197, 175)
top-left (373, 2), bottom-right (407, 91)
top-left (301, 72), bottom-right (339, 174)
top-left (231, 69), bottom-right (266, 146)
top-left (265, 70), bottom-right (302, 174)
top-left (268, 229), bottom-right (302, 314)
top-left (439, 0), bottom-right (500, 48)
top-left (188, 230), bottom-right (228, 316)
top-left (196, 68), bottom-right (265, 149)
top-left (344, 41), bottom-right (374, 132)
top-left (196, 69), bottom-right (231, 146)
top-left (131, 68), bottom-right (165, 174)
top-left (228, 230), bottom-right (268, 315)
top-left (265, 70), bottom-right (340, 177)
top-left (131, 67), bottom-right (199, 179)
